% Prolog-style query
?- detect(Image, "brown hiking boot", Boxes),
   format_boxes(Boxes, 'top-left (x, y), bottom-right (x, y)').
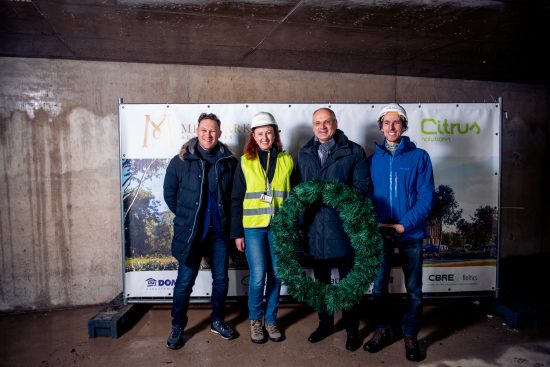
top-left (250, 319), bottom-right (266, 344)
top-left (265, 323), bottom-right (284, 342)
top-left (363, 328), bottom-right (392, 353)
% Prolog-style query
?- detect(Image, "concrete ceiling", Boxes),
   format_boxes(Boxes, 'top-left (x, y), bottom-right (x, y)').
top-left (2, 0), bottom-right (550, 85)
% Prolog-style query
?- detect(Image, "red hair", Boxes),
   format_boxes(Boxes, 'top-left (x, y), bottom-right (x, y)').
top-left (243, 127), bottom-right (283, 160)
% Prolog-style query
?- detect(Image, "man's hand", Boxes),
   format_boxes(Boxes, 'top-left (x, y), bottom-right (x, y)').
top-left (379, 223), bottom-right (405, 234)
top-left (235, 237), bottom-right (245, 252)
top-left (393, 224), bottom-right (405, 234)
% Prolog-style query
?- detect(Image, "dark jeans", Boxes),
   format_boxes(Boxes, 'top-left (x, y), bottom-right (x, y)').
top-left (313, 257), bottom-right (359, 333)
top-left (371, 238), bottom-right (423, 337)
top-left (171, 228), bottom-right (229, 328)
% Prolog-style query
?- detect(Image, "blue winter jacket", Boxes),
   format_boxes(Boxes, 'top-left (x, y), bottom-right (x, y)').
top-left (368, 136), bottom-right (434, 241)
top-left (298, 129), bottom-right (371, 259)
top-left (163, 138), bottom-right (238, 263)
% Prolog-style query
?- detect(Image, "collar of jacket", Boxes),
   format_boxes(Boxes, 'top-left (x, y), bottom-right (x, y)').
top-left (305, 129), bottom-right (349, 151)
top-left (257, 145), bottom-right (279, 159)
top-left (375, 135), bottom-right (416, 156)
top-left (178, 137), bottom-right (234, 161)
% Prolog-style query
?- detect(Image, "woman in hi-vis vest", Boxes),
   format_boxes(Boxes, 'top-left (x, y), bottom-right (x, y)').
top-left (230, 112), bottom-right (294, 344)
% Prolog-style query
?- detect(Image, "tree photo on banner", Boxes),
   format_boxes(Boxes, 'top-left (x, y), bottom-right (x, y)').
top-left (119, 102), bottom-right (500, 301)
top-left (122, 158), bottom-right (175, 272)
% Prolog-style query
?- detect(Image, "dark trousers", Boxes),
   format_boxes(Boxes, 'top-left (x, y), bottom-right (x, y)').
top-left (371, 238), bottom-right (423, 337)
top-left (171, 229), bottom-right (229, 328)
top-left (313, 257), bottom-right (360, 334)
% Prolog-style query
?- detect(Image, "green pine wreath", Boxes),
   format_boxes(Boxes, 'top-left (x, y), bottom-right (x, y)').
top-left (271, 180), bottom-right (383, 314)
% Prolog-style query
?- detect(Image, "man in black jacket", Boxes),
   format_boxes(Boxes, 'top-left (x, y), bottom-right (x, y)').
top-left (163, 112), bottom-right (238, 350)
top-left (297, 107), bottom-right (370, 351)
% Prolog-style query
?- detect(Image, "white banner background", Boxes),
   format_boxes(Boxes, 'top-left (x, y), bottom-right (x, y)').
top-left (120, 102), bottom-right (500, 301)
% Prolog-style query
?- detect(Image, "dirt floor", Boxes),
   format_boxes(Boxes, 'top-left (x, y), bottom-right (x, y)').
top-left (1, 299), bottom-right (549, 367)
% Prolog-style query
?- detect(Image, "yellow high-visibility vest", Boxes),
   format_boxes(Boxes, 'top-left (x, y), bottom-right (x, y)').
top-left (241, 151), bottom-right (293, 228)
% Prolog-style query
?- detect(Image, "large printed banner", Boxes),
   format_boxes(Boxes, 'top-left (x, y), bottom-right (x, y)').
top-left (120, 103), bottom-right (500, 302)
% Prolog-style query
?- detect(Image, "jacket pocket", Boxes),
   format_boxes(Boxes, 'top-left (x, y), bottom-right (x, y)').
top-left (171, 224), bottom-right (192, 258)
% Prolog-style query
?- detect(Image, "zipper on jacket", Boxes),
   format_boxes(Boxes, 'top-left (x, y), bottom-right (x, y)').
top-left (188, 159), bottom-right (205, 245)
top-left (389, 156), bottom-right (394, 219)
top-left (214, 155), bottom-right (233, 209)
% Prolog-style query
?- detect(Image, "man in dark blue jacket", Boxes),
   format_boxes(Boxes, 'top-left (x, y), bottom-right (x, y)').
top-left (363, 103), bottom-right (434, 362)
top-left (163, 113), bottom-right (238, 350)
top-left (297, 107), bottom-right (370, 351)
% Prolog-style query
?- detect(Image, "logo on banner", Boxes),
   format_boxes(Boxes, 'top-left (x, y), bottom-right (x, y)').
top-left (143, 114), bottom-right (175, 148)
top-left (421, 118), bottom-right (480, 142)
top-left (428, 274), bottom-right (455, 282)
top-left (179, 122), bottom-right (197, 141)
top-left (222, 123), bottom-right (251, 142)
top-left (145, 277), bottom-right (176, 287)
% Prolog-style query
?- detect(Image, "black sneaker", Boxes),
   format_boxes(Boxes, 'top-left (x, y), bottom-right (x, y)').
top-left (166, 326), bottom-right (184, 350)
top-left (210, 320), bottom-right (236, 340)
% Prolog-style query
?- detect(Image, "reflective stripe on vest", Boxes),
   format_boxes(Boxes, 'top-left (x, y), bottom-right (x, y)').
top-left (241, 151), bottom-right (293, 228)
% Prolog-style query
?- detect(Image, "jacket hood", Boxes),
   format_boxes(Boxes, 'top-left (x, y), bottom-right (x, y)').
top-left (178, 137), bottom-right (234, 160)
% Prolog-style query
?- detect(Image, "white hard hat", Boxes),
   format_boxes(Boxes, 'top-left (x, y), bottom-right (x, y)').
top-left (251, 112), bottom-right (278, 130)
top-left (378, 103), bottom-right (408, 123)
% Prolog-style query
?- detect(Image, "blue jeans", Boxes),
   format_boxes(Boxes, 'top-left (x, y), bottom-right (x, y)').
top-left (171, 228), bottom-right (229, 328)
top-left (244, 227), bottom-right (281, 324)
top-left (371, 238), bottom-right (423, 337)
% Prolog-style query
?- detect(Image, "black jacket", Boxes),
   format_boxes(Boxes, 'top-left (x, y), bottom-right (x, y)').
top-left (297, 129), bottom-right (370, 260)
top-left (163, 138), bottom-right (238, 263)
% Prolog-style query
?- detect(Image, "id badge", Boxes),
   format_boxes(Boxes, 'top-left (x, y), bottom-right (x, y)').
top-left (260, 193), bottom-right (273, 203)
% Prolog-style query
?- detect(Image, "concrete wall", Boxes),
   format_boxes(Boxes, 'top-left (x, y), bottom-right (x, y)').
top-left (1, 57), bottom-right (548, 311)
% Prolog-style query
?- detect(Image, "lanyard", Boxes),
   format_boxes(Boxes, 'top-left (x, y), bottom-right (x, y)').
top-left (261, 150), bottom-right (271, 194)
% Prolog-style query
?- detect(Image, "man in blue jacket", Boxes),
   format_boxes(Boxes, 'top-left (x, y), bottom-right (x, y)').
top-left (363, 103), bottom-right (434, 362)
top-left (297, 107), bottom-right (370, 351)
top-left (163, 113), bottom-right (238, 349)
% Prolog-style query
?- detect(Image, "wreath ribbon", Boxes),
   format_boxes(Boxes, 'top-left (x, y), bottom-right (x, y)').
top-left (271, 180), bottom-right (383, 314)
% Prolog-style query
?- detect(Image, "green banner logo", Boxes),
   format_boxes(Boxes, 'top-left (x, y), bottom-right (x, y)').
top-left (421, 118), bottom-right (481, 135)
